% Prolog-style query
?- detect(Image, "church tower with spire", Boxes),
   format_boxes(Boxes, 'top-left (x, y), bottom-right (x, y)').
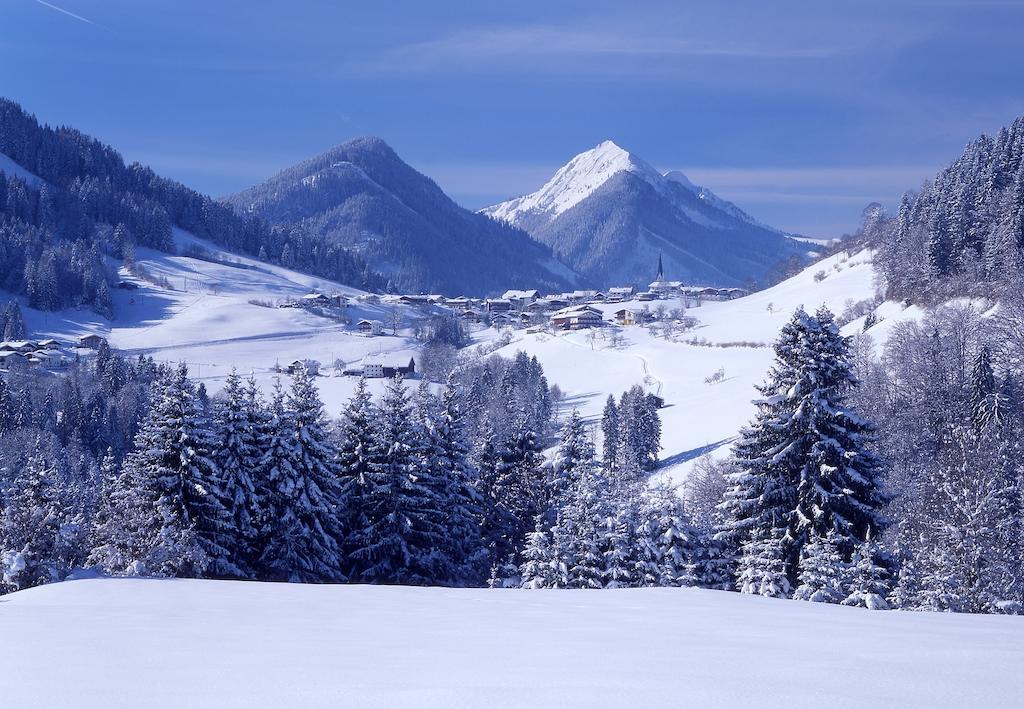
top-left (655, 252), bottom-right (664, 282)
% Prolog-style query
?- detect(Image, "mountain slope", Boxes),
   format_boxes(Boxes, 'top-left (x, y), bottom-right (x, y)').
top-left (482, 141), bottom-right (809, 288)
top-left (225, 137), bottom-right (574, 296)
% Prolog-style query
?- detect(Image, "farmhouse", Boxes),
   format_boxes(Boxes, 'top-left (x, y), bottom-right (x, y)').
top-left (286, 359), bottom-right (319, 376)
top-left (357, 319), bottom-right (384, 335)
top-left (360, 355), bottom-right (416, 379)
top-left (501, 289), bottom-right (539, 309)
top-left (606, 286), bottom-right (636, 302)
top-left (614, 308), bottom-right (637, 326)
top-left (550, 305), bottom-right (604, 330)
top-left (485, 298), bottom-right (512, 313)
top-left (78, 334), bottom-right (106, 349)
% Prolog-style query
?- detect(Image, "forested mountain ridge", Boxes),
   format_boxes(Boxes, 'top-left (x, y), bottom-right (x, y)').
top-left (0, 98), bottom-right (385, 317)
top-left (224, 137), bottom-right (575, 296)
top-left (872, 114), bottom-right (1024, 302)
top-left (483, 141), bottom-right (810, 288)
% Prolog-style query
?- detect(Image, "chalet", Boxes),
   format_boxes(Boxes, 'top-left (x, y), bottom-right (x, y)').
top-left (614, 308), bottom-right (637, 326)
top-left (0, 351), bottom-right (23, 369)
top-left (446, 296), bottom-right (475, 310)
top-left (550, 305), bottom-right (604, 330)
top-left (526, 299), bottom-right (552, 314)
top-left (637, 291), bottom-right (657, 301)
top-left (357, 319), bottom-right (384, 335)
top-left (361, 355), bottom-right (416, 379)
top-left (485, 298), bottom-right (512, 314)
top-left (490, 312), bottom-right (513, 328)
top-left (37, 339), bottom-right (61, 350)
top-left (286, 359), bottom-right (319, 376)
top-left (399, 294), bottom-right (431, 306)
top-left (0, 341), bottom-right (34, 353)
top-left (460, 309), bottom-right (483, 323)
top-left (648, 280), bottom-right (682, 296)
top-left (607, 286), bottom-right (636, 302)
top-left (501, 289), bottom-right (539, 309)
top-left (78, 334), bottom-right (106, 350)
top-left (300, 292), bottom-right (332, 307)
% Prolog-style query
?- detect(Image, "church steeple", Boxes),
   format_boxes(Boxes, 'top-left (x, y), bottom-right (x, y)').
top-left (656, 252), bottom-right (664, 282)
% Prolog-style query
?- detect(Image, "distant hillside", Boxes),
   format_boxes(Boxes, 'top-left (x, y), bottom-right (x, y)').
top-left (224, 137), bottom-right (574, 296)
top-left (483, 141), bottom-right (810, 288)
top-left (0, 98), bottom-right (385, 318)
top-left (872, 114), bottom-right (1024, 302)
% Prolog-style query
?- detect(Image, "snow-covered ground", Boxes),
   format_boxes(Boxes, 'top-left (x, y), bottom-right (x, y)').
top-left (1, 577), bottom-right (1020, 708)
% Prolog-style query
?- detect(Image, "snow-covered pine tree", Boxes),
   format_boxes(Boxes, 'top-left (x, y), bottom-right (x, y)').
top-left (643, 484), bottom-right (701, 588)
top-left (428, 373), bottom-right (487, 585)
top-left (490, 416), bottom-right (547, 566)
top-left (554, 464), bottom-right (611, 589)
top-left (550, 409), bottom-right (595, 512)
top-left (350, 375), bottom-right (437, 585)
top-left (336, 376), bottom-right (378, 572)
top-left (0, 439), bottom-right (85, 591)
top-left (257, 373), bottom-right (345, 583)
top-left (520, 516), bottom-right (557, 589)
top-left (842, 541), bottom-right (892, 610)
top-left (736, 529), bottom-right (791, 598)
top-left (600, 395), bottom-right (619, 471)
top-left (601, 503), bottom-right (636, 589)
top-left (101, 364), bottom-right (236, 578)
top-left (2, 300), bottom-right (27, 340)
top-left (720, 307), bottom-right (887, 595)
top-left (792, 531), bottom-right (847, 603)
top-left (211, 370), bottom-right (261, 577)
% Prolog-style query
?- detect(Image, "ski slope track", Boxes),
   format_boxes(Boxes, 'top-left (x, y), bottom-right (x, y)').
top-left (0, 577), bottom-right (1020, 709)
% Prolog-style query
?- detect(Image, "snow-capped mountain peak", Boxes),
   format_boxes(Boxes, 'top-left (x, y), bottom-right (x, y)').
top-left (483, 140), bottom-right (662, 223)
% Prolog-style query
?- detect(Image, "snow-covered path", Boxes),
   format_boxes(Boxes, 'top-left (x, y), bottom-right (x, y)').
top-left (1, 577), bottom-right (1020, 708)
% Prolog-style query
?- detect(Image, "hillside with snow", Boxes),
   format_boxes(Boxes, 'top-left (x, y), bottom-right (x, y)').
top-left (1, 577), bottom-right (1020, 709)
top-left (8, 214), bottom-right (907, 484)
top-left (481, 141), bottom-right (810, 288)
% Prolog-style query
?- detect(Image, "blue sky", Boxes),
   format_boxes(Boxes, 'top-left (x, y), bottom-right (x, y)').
top-left (3, 0), bottom-right (1023, 236)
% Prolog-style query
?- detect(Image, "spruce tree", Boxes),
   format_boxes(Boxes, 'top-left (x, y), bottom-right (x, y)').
top-left (102, 364), bottom-right (236, 578)
top-left (211, 370), bottom-right (261, 577)
top-left (721, 307), bottom-right (887, 595)
top-left (257, 373), bottom-right (345, 583)
top-left (842, 541), bottom-right (892, 610)
top-left (792, 531), bottom-right (847, 603)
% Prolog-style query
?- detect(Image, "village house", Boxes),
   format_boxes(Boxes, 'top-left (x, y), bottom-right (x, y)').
top-left (614, 308), bottom-right (637, 326)
top-left (485, 298), bottom-right (512, 313)
top-left (285, 359), bottom-right (319, 376)
top-left (501, 289), bottom-right (539, 310)
top-left (550, 305), bottom-right (604, 330)
top-left (78, 334), bottom-right (106, 350)
top-left (0, 340), bottom-right (34, 353)
top-left (359, 354), bottom-right (416, 379)
top-left (606, 286), bottom-right (636, 302)
top-left (460, 309), bottom-right (483, 324)
top-left (357, 319), bottom-right (384, 335)
top-left (399, 294), bottom-right (432, 306)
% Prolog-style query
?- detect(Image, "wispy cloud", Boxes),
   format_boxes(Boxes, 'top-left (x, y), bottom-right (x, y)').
top-left (343, 24), bottom-right (847, 77)
top-left (29, 0), bottom-right (102, 28)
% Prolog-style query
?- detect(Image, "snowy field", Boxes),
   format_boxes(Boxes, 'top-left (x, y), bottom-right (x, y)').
top-left (1, 577), bottom-right (1021, 708)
